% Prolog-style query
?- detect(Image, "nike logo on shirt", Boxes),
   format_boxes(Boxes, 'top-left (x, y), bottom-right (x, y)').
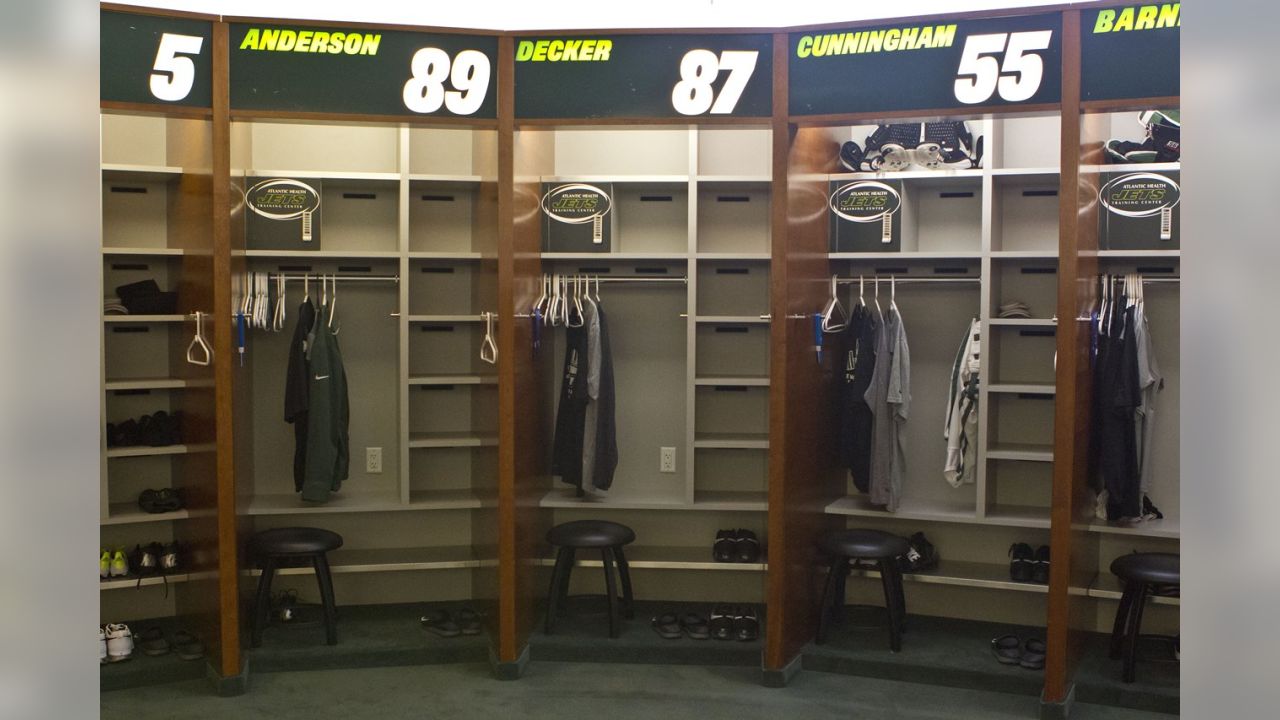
top-left (314, 374), bottom-right (330, 380)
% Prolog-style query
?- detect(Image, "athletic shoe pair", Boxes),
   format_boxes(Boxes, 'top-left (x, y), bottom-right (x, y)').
top-left (1009, 543), bottom-right (1050, 584)
top-left (709, 604), bottom-right (759, 642)
top-left (898, 532), bottom-right (939, 573)
top-left (99, 549), bottom-right (128, 578)
top-left (991, 634), bottom-right (1046, 670)
top-left (712, 529), bottom-right (761, 563)
top-left (101, 623), bottom-right (134, 663)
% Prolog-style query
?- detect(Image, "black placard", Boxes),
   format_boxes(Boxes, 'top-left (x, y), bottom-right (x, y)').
top-left (101, 10), bottom-right (213, 108)
top-left (790, 14), bottom-right (1062, 116)
top-left (230, 24), bottom-right (498, 118)
top-left (1081, 4), bottom-right (1180, 101)
top-left (515, 34), bottom-right (772, 119)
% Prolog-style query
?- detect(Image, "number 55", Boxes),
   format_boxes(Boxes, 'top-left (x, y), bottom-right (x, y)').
top-left (150, 33), bottom-right (204, 102)
top-left (953, 30), bottom-right (1052, 105)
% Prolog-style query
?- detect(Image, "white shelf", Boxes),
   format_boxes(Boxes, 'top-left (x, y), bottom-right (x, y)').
top-left (539, 488), bottom-right (765, 512)
top-left (105, 443), bottom-right (214, 459)
top-left (245, 490), bottom-right (487, 515)
top-left (408, 375), bottom-right (497, 387)
top-left (537, 545), bottom-right (766, 572)
top-left (829, 251), bottom-right (983, 261)
top-left (986, 443), bottom-right (1054, 463)
top-left (1087, 573), bottom-right (1180, 605)
top-left (691, 490), bottom-right (768, 512)
top-left (1083, 517), bottom-right (1180, 540)
top-left (102, 503), bottom-right (190, 525)
top-left (408, 251), bottom-right (483, 260)
top-left (102, 163), bottom-right (184, 181)
top-left (244, 546), bottom-right (480, 576)
top-left (988, 318), bottom-right (1058, 327)
top-left (990, 167), bottom-right (1060, 177)
top-left (407, 314), bottom-right (484, 323)
top-left (103, 315), bottom-right (186, 323)
top-left (102, 247), bottom-right (185, 256)
top-left (1081, 162), bottom-right (1179, 174)
top-left (825, 496), bottom-right (978, 524)
top-left (828, 169), bottom-right (984, 182)
top-left (540, 252), bottom-right (687, 261)
top-left (987, 383), bottom-right (1056, 395)
top-left (409, 433), bottom-right (497, 449)
top-left (695, 174), bottom-right (771, 183)
top-left (694, 376), bottom-right (769, 387)
top-left (989, 250), bottom-right (1058, 259)
top-left (692, 433), bottom-right (769, 450)
top-left (694, 315), bottom-right (769, 325)
top-left (695, 253), bottom-right (770, 261)
top-left (542, 175), bottom-right (688, 184)
top-left (408, 173), bottom-right (484, 184)
top-left (104, 377), bottom-right (213, 391)
top-left (241, 249), bottom-right (400, 259)
top-left (243, 169), bottom-right (400, 182)
top-left (1095, 249), bottom-right (1181, 258)
top-left (982, 504), bottom-right (1053, 529)
top-left (848, 559), bottom-right (1049, 594)
top-left (100, 570), bottom-right (214, 591)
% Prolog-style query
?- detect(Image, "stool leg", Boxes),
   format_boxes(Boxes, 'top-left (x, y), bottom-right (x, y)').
top-left (545, 547), bottom-right (571, 635)
top-left (613, 546), bottom-right (635, 619)
top-left (602, 548), bottom-right (620, 639)
top-left (884, 561), bottom-right (907, 634)
top-left (314, 553), bottom-right (338, 645)
top-left (1110, 583), bottom-right (1137, 659)
top-left (879, 559), bottom-right (903, 652)
top-left (251, 556), bottom-right (277, 648)
top-left (816, 558), bottom-right (841, 645)
top-left (1123, 583), bottom-right (1150, 683)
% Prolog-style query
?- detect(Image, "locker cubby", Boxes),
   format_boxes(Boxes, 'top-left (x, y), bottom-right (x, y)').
top-left (106, 455), bottom-right (181, 508)
top-left (105, 390), bottom-right (180, 425)
top-left (696, 182), bottom-right (770, 254)
top-left (984, 459), bottom-right (1053, 515)
top-left (239, 120), bottom-right (400, 175)
top-left (990, 259), bottom-right (1058, 319)
top-left (103, 256), bottom-right (182, 300)
top-left (694, 448), bottom-right (767, 497)
top-left (310, 179), bottom-right (399, 254)
top-left (896, 177), bottom-right (983, 254)
top-left (695, 324), bottom-right (769, 380)
top-left (991, 175), bottom-right (1060, 253)
top-left (409, 127), bottom-right (495, 178)
top-left (988, 393), bottom-right (1055, 449)
top-left (408, 322), bottom-right (486, 376)
top-left (608, 182), bottom-right (688, 255)
top-left (409, 261), bottom-right (482, 316)
top-left (549, 127), bottom-right (691, 177)
top-left (104, 325), bottom-right (177, 381)
top-left (409, 385), bottom-right (496, 436)
top-left (832, 256), bottom-right (981, 286)
top-left (989, 326), bottom-right (1057, 385)
top-left (696, 126), bottom-right (771, 178)
top-left (101, 177), bottom-right (177, 250)
top-left (991, 114), bottom-right (1061, 171)
top-left (409, 181), bottom-right (482, 254)
top-left (695, 386), bottom-right (768, 439)
top-left (843, 120), bottom-right (990, 170)
top-left (409, 446), bottom-right (481, 494)
top-left (696, 261), bottom-right (769, 317)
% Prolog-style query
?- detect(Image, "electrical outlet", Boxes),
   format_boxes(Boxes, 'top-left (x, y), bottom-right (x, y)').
top-left (365, 447), bottom-right (383, 474)
top-left (660, 446), bottom-right (676, 474)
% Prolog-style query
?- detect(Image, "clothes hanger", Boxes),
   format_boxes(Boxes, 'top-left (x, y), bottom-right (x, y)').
top-left (328, 274), bottom-right (340, 334)
top-left (560, 274), bottom-right (571, 327)
top-left (480, 311), bottom-right (498, 365)
top-left (303, 273), bottom-right (310, 304)
top-left (583, 273), bottom-right (597, 311)
top-left (873, 275), bottom-right (883, 320)
top-left (890, 275), bottom-right (898, 315)
top-left (820, 275), bottom-right (846, 333)
top-left (534, 273), bottom-right (549, 317)
top-left (569, 274), bottom-right (585, 325)
top-left (185, 311), bottom-right (213, 366)
top-left (548, 273), bottom-right (560, 327)
top-left (857, 275), bottom-right (866, 309)
top-left (594, 274), bottom-right (601, 304)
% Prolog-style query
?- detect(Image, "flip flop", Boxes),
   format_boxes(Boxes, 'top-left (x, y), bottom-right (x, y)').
top-left (136, 627), bottom-right (170, 657)
top-left (1020, 638), bottom-right (1046, 670)
top-left (680, 612), bottom-right (710, 640)
top-left (709, 605), bottom-right (734, 641)
top-left (421, 609), bottom-right (461, 638)
top-left (456, 608), bottom-right (482, 636)
top-left (651, 612), bottom-right (682, 640)
top-left (172, 630), bottom-right (204, 661)
top-left (991, 634), bottom-right (1021, 665)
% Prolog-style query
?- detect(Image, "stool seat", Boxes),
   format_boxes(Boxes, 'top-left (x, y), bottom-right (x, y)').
top-left (250, 527), bottom-right (344, 556)
top-left (547, 519), bottom-right (636, 548)
top-left (1110, 552), bottom-right (1179, 586)
top-left (821, 529), bottom-right (910, 559)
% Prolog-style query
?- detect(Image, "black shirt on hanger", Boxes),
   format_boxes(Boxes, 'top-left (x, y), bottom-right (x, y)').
top-left (590, 304), bottom-right (618, 491)
top-left (838, 305), bottom-right (877, 493)
top-left (551, 322), bottom-right (590, 491)
top-left (284, 299), bottom-right (316, 492)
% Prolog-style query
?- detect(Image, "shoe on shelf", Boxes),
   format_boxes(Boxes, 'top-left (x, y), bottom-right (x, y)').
top-left (1008, 543), bottom-right (1034, 583)
top-left (736, 530), bottom-right (761, 564)
top-left (713, 530), bottom-right (736, 563)
top-left (104, 623), bottom-right (134, 662)
top-left (99, 627), bottom-right (107, 664)
top-left (899, 532), bottom-right (939, 573)
top-left (1031, 546), bottom-right (1050, 585)
top-left (110, 549), bottom-right (129, 578)
top-left (709, 604), bottom-right (734, 641)
top-left (159, 542), bottom-right (180, 573)
top-left (734, 605), bottom-right (760, 642)
top-left (137, 488), bottom-right (184, 514)
top-left (132, 544), bottom-right (159, 578)
top-left (1142, 494), bottom-right (1164, 521)
top-left (99, 550), bottom-right (111, 579)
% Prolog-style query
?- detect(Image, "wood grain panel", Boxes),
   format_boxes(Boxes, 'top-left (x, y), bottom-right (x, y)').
top-left (764, 32), bottom-right (844, 671)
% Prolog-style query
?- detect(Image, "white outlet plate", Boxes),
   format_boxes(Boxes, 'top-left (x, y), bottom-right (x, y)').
top-left (366, 447), bottom-right (383, 473)
top-left (660, 446), bottom-right (676, 473)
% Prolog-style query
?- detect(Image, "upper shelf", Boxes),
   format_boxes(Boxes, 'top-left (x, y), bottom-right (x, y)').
top-left (101, 163), bottom-right (185, 182)
top-left (1080, 161), bottom-right (1179, 174)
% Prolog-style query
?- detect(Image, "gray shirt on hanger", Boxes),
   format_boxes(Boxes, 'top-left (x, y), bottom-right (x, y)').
top-left (1133, 307), bottom-right (1162, 493)
top-left (580, 301), bottom-right (604, 494)
top-left (865, 306), bottom-right (910, 511)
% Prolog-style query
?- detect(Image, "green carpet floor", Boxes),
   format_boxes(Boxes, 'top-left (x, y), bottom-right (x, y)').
top-left (101, 661), bottom-right (1172, 719)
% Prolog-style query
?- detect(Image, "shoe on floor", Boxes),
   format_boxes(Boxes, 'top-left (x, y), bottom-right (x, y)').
top-left (734, 605), bottom-right (760, 642)
top-left (1020, 638), bottom-right (1046, 669)
top-left (456, 607), bottom-right (482, 636)
top-left (709, 605), bottom-right (734, 641)
top-left (420, 609), bottom-right (461, 638)
top-left (172, 630), bottom-right (204, 661)
top-left (136, 627), bottom-right (171, 656)
top-left (991, 634), bottom-right (1020, 665)
top-left (105, 623), bottom-right (133, 662)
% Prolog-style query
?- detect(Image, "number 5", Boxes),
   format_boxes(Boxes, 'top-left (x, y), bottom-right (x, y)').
top-left (150, 33), bottom-right (204, 102)
top-left (997, 31), bottom-right (1052, 103)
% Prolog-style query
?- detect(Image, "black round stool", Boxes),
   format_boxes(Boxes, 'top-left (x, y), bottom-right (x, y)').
top-left (545, 520), bottom-right (635, 638)
top-left (816, 529), bottom-right (910, 651)
top-left (248, 527), bottom-right (343, 647)
top-left (1109, 552), bottom-right (1179, 683)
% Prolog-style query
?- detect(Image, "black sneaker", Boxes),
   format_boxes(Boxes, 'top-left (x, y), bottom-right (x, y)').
top-left (736, 529), bottom-right (761, 563)
top-left (734, 605), bottom-right (760, 642)
top-left (899, 532), bottom-right (939, 572)
top-left (1009, 543), bottom-right (1034, 582)
top-left (1031, 545), bottom-right (1050, 584)
top-left (1142, 495), bottom-right (1164, 521)
top-left (712, 530), bottom-right (735, 563)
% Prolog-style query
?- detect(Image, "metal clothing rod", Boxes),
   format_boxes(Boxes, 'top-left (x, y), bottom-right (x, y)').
top-left (594, 276), bottom-right (687, 284)
top-left (267, 274), bottom-right (400, 283)
top-left (834, 277), bottom-right (980, 285)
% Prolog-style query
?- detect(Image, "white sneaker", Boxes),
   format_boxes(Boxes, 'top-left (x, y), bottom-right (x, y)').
top-left (99, 627), bottom-right (107, 664)
top-left (105, 623), bottom-right (133, 662)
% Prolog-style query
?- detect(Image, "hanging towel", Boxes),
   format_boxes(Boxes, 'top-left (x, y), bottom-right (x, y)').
top-left (944, 318), bottom-right (980, 487)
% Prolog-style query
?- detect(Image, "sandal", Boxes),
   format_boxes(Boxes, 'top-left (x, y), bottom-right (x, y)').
top-left (420, 609), bottom-right (461, 638)
top-left (713, 530), bottom-right (736, 563)
top-left (734, 606), bottom-right (760, 642)
top-left (709, 605), bottom-right (734, 641)
top-left (991, 634), bottom-right (1021, 665)
top-left (172, 630), bottom-right (204, 661)
top-left (680, 612), bottom-right (710, 640)
top-left (136, 626), bottom-right (170, 656)
top-left (456, 608), bottom-right (482, 636)
top-left (1020, 638), bottom-right (1046, 670)
top-left (651, 612), bottom-right (682, 640)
